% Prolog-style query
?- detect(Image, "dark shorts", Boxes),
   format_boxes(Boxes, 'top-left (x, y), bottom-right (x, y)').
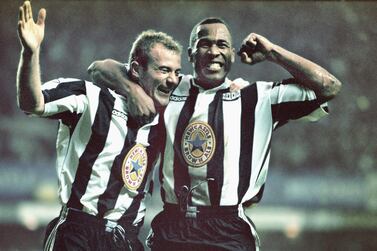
top-left (149, 204), bottom-right (257, 251)
top-left (43, 207), bottom-right (143, 251)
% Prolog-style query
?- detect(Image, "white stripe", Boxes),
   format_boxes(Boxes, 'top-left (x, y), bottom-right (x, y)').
top-left (221, 95), bottom-right (242, 205)
top-left (162, 97), bottom-right (185, 204)
top-left (44, 207), bottom-right (68, 251)
top-left (136, 114), bottom-right (159, 146)
top-left (43, 94), bottom-right (87, 116)
top-left (238, 205), bottom-right (260, 251)
top-left (80, 94), bottom-right (128, 215)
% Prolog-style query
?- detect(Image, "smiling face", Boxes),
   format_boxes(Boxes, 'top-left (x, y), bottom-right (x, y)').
top-left (137, 43), bottom-right (181, 110)
top-left (189, 22), bottom-right (235, 89)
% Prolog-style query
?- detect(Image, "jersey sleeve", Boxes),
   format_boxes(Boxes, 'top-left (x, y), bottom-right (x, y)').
top-left (262, 78), bottom-right (328, 128)
top-left (41, 78), bottom-right (88, 119)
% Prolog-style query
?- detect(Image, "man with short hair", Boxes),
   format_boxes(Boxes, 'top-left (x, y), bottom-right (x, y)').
top-left (16, 1), bottom-right (181, 250)
top-left (89, 17), bottom-right (341, 251)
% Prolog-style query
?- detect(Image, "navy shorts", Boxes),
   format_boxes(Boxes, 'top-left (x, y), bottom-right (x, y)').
top-left (43, 207), bottom-right (143, 251)
top-left (149, 204), bottom-right (257, 251)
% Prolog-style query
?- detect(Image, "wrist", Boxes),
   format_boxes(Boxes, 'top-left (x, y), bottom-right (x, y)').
top-left (21, 47), bottom-right (40, 59)
top-left (266, 44), bottom-right (280, 62)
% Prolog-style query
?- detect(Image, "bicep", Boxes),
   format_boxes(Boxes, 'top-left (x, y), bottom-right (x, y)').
top-left (88, 59), bottom-right (126, 89)
top-left (268, 80), bottom-right (328, 123)
top-left (41, 79), bottom-right (88, 118)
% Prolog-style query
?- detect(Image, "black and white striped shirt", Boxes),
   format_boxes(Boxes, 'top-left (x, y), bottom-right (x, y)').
top-left (160, 75), bottom-right (328, 207)
top-left (41, 78), bottom-right (162, 227)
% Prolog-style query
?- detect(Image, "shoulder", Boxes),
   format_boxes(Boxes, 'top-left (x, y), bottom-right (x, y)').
top-left (172, 74), bottom-right (193, 96)
top-left (42, 77), bottom-right (85, 90)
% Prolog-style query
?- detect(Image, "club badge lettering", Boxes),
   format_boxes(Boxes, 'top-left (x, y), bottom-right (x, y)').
top-left (181, 121), bottom-right (216, 167)
top-left (122, 144), bottom-right (148, 190)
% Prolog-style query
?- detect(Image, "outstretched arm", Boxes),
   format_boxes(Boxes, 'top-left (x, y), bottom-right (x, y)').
top-left (16, 1), bottom-right (46, 114)
top-left (238, 33), bottom-right (342, 102)
top-left (88, 59), bottom-right (156, 120)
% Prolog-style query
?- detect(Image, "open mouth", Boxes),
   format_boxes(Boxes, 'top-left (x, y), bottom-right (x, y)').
top-left (206, 62), bottom-right (223, 71)
top-left (157, 86), bottom-right (172, 95)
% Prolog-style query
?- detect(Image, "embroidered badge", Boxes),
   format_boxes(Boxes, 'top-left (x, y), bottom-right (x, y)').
top-left (121, 144), bottom-right (148, 190)
top-left (181, 121), bottom-right (216, 167)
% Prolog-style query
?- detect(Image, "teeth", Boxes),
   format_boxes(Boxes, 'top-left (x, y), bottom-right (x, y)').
top-left (208, 63), bottom-right (221, 71)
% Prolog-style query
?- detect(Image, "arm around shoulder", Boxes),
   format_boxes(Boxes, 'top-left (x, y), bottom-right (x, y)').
top-left (87, 58), bottom-right (156, 119)
top-left (87, 59), bottom-right (130, 95)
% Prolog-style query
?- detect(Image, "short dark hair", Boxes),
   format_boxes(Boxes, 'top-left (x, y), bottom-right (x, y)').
top-left (129, 30), bottom-right (182, 68)
top-left (189, 17), bottom-right (231, 48)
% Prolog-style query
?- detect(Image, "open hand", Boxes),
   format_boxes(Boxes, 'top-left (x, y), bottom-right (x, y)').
top-left (17, 1), bottom-right (46, 54)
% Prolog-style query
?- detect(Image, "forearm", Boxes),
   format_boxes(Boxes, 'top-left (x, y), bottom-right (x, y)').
top-left (16, 49), bottom-right (44, 114)
top-left (88, 58), bottom-right (156, 119)
top-left (88, 59), bottom-right (132, 97)
top-left (268, 45), bottom-right (342, 102)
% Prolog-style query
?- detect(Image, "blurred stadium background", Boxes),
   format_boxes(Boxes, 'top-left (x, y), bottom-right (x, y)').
top-left (1, 0), bottom-right (376, 250)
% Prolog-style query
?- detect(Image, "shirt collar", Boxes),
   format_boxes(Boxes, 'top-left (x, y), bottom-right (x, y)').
top-left (192, 78), bottom-right (232, 94)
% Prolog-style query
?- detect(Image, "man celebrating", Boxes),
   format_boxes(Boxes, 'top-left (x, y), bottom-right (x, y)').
top-left (89, 18), bottom-right (341, 251)
top-left (16, 1), bottom-right (181, 250)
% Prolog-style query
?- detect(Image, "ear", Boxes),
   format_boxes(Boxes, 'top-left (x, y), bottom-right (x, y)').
top-left (188, 47), bottom-right (194, 63)
top-left (231, 47), bottom-right (235, 63)
top-left (130, 61), bottom-right (141, 80)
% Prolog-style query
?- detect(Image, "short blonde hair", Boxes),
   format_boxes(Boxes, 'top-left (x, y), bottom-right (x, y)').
top-left (128, 30), bottom-right (182, 68)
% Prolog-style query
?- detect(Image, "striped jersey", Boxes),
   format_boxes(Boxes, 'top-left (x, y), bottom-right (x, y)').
top-left (160, 74), bottom-right (328, 207)
top-left (40, 78), bottom-right (162, 227)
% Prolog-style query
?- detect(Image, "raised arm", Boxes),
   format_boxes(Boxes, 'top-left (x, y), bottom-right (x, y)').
top-left (16, 1), bottom-right (46, 114)
top-left (238, 33), bottom-right (342, 102)
top-left (88, 59), bottom-right (156, 120)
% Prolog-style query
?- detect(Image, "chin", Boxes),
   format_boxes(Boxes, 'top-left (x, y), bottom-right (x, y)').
top-left (202, 73), bottom-right (226, 82)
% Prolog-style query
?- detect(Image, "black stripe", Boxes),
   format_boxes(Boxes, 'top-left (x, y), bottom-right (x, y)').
top-left (42, 80), bottom-right (86, 103)
top-left (159, 113), bottom-right (167, 203)
top-left (43, 80), bottom-right (85, 129)
top-left (206, 89), bottom-right (227, 206)
top-left (47, 111), bottom-right (82, 137)
top-left (242, 134), bottom-right (271, 207)
top-left (256, 140), bottom-right (271, 181)
top-left (173, 84), bottom-right (199, 199)
top-left (67, 87), bottom-right (115, 210)
top-left (237, 84), bottom-right (258, 204)
top-left (97, 113), bottom-right (164, 222)
top-left (242, 184), bottom-right (265, 207)
top-left (118, 117), bottom-right (164, 226)
top-left (118, 193), bottom-right (144, 227)
top-left (280, 78), bottom-right (296, 86)
top-left (96, 126), bottom-right (138, 218)
top-left (272, 99), bottom-right (320, 125)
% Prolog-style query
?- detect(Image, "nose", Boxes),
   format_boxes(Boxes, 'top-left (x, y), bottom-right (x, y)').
top-left (208, 44), bottom-right (220, 56)
top-left (166, 72), bottom-right (179, 87)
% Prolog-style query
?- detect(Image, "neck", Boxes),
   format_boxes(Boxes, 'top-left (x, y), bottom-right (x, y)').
top-left (194, 78), bottom-right (223, 90)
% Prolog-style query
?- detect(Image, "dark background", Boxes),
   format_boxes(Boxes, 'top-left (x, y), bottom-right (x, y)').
top-left (0, 1), bottom-right (376, 250)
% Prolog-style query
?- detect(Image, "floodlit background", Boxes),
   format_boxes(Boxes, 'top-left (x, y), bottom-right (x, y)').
top-left (1, 0), bottom-right (376, 250)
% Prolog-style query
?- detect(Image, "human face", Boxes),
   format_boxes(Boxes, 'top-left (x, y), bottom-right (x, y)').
top-left (189, 23), bottom-right (235, 89)
top-left (138, 43), bottom-right (181, 110)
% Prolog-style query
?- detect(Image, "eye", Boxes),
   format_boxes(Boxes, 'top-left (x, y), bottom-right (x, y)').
top-left (197, 40), bottom-right (210, 48)
top-left (217, 41), bottom-right (229, 49)
top-left (159, 67), bottom-right (169, 74)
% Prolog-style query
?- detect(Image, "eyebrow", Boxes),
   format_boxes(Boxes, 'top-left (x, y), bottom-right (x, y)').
top-left (197, 38), bottom-right (230, 45)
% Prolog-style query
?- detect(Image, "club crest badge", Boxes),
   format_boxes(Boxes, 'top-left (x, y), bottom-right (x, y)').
top-left (181, 121), bottom-right (216, 167)
top-left (121, 144), bottom-right (148, 190)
